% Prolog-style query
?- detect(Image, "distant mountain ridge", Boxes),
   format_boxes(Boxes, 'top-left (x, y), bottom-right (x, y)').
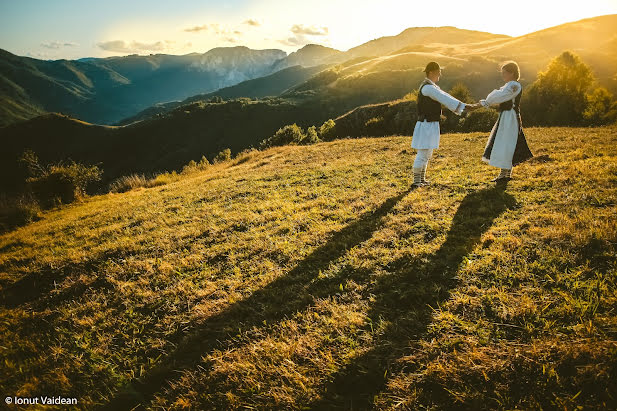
top-left (0, 45), bottom-right (337, 126)
top-left (0, 25), bottom-right (513, 126)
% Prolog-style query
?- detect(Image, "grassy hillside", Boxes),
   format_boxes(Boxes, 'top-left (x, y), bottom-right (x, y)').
top-left (1, 126), bottom-right (615, 409)
top-left (337, 26), bottom-right (509, 61)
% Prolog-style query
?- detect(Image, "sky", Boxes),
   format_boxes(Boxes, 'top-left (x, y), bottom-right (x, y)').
top-left (1, 0), bottom-right (616, 60)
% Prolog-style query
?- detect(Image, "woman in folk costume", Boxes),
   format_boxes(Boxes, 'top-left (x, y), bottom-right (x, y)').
top-left (411, 61), bottom-right (468, 187)
top-left (473, 61), bottom-right (533, 181)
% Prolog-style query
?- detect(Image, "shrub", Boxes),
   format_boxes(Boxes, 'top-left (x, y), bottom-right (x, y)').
top-left (214, 148), bottom-right (232, 163)
top-left (260, 124), bottom-right (306, 148)
top-left (459, 108), bottom-right (499, 132)
top-left (0, 194), bottom-right (41, 233)
top-left (29, 162), bottom-right (101, 206)
top-left (198, 155), bottom-right (210, 169)
top-left (442, 83), bottom-right (475, 133)
top-left (180, 155), bottom-right (211, 175)
top-left (302, 126), bottom-right (320, 145)
top-left (319, 119), bottom-right (337, 141)
top-left (181, 160), bottom-right (199, 175)
top-left (449, 83), bottom-right (474, 104)
top-left (584, 87), bottom-right (617, 125)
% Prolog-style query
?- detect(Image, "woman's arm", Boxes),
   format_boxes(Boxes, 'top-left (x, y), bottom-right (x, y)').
top-left (422, 85), bottom-right (466, 115)
top-left (480, 81), bottom-right (521, 107)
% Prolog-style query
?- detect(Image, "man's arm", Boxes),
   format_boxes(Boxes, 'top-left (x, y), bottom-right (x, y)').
top-left (422, 85), bottom-right (466, 115)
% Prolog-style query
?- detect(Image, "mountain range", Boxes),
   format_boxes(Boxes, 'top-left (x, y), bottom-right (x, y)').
top-left (0, 45), bottom-right (338, 126)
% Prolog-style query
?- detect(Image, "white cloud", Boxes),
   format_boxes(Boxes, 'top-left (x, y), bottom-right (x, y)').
top-left (279, 24), bottom-right (330, 47)
top-left (183, 23), bottom-right (244, 44)
top-left (184, 23), bottom-right (236, 35)
top-left (41, 41), bottom-right (79, 49)
top-left (243, 19), bottom-right (261, 26)
top-left (97, 40), bottom-right (175, 53)
top-left (185, 24), bottom-right (209, 33)
top-left (290, 24), bottom-right (328, 36)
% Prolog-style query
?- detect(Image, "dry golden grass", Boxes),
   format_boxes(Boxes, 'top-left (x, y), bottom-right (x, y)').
top-left (0, 126), bottom-right (616, 409)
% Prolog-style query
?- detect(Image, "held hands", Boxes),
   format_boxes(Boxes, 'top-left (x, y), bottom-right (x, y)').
top-left (465, 103), bottom-right (481, 112)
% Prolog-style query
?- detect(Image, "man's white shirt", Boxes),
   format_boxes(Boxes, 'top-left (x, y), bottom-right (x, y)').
top-left (411, 78), bottom-right (466, 150)
top-left (420, 78), bottom-right (466, 115)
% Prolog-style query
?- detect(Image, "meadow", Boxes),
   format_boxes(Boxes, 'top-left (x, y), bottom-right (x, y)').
top-left (0, 126), bottom-right (616, 409)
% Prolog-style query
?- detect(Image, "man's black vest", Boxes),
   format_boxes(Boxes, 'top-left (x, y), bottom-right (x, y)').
top-left (417, 79), bottom-right (442, 122)
top-left (498, 83), bottom-right (522, 114)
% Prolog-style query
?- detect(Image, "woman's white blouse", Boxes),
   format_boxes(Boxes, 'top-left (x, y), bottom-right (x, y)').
top-left (480, 81), bottom-right (522, 107)
top-left (480, 81), bottom-right (523, 169)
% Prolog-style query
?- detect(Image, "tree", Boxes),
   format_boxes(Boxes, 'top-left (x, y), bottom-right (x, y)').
top-left (584, 87), bottom-right (617, 125)
top-left (319, 119), bottom-right (336, 141)
top-left (442, 82), bottom-right (474, 132)
top-left (259, 124), bottom-right (306, 148)
top-left (522, 51), bottom-right (594, 126)
top-left (303, 126), bottom-right (320, 144)
top-left (19, 150), bottom-right (46, 178)
top-left (449, 82), bottom-right (474, 104)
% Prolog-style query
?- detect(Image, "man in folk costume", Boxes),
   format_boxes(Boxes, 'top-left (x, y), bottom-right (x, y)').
top-left (470, 61), bottom-right (533, 181)
top-left (411, 61), bottom-right (470, 187)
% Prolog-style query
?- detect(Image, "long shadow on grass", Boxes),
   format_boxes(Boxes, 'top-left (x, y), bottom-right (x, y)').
top-left (308, 186), bottom-right (517, 409)
top-left (103, 188), bottom-right (414, 409)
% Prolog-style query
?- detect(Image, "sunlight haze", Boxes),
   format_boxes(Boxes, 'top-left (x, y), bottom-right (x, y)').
top-left (1, 0), bottom-right (616, 59)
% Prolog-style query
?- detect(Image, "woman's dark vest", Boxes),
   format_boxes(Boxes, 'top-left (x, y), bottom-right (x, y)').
top-left (498, 84), bottom-right (522, 114)
top-left (417, 80), bottom-right (442, 122)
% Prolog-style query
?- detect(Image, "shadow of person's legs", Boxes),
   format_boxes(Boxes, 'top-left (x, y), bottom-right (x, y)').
top-left (104, 188), bottom-right (413, 409)
top-left (309, 186), bottom-right (517, 409)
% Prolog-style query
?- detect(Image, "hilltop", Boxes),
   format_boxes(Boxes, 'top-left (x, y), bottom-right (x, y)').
top-left (1, 125), bottom-right (615, 409)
